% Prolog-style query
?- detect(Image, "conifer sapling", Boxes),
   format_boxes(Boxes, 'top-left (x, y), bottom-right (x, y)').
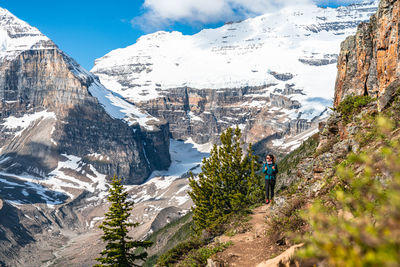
top-left (95, 175), bottom-right (152, 267)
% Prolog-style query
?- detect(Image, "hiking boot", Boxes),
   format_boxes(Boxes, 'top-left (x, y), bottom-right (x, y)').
top-left (266, 199), bottom-right (270, 204)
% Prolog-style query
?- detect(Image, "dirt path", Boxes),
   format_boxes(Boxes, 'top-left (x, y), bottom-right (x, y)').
top-left (213, 204), bottom-right (279, 266)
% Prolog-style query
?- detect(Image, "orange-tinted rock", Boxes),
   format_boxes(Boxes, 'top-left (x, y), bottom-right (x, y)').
top-left (334, 0), bottom-right (400, 110)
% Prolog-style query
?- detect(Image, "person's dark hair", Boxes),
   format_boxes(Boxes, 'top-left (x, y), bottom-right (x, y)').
top-left (266, 154), bottom-right (275, 163)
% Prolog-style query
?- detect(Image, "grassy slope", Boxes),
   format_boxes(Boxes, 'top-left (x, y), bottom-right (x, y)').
top-left (142, 212), bottom-right (194, 266)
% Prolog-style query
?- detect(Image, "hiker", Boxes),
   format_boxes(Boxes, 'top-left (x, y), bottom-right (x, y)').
top-left (263, 154), bottom-right (278, 204)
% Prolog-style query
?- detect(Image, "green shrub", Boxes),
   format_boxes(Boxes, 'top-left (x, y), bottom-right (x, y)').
top-left (156, 210), bottom-right (249, 266)
top-left (335, 95), bottom-right (374, 122)
top-left (141, 213), bottom-right (194, 266)
top-left (299, 116), bottom-right (400, 266)
top-left (157, 238), bottom-right (204, 266)
top-left (268, 196), bottom-right (308, 242)
top-left (176, 242), bottom-right (232, 267)
top-left (157, 239), bottom-right (231, 267)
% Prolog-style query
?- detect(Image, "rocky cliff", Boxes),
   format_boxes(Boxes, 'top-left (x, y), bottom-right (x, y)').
top-left (0, 8), bottom-right (170, 186)
top-left (334, 0), bottom-right (399, 109)
top-left (0, 9), bottom-right (173, 266)
top-left (135, 85), bottom-right (296, 144)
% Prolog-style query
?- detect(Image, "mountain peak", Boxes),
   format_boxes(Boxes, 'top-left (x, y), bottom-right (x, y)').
top-left (92, 1), bottom-right (378, 118)
top-left (0, 7), bottom-right (54, 60)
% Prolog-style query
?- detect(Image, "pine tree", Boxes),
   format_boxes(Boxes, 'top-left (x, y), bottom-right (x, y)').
top-left (95, 176), bottom-right (152, 267)
top-left (188, 127), bottom-right (263, 231)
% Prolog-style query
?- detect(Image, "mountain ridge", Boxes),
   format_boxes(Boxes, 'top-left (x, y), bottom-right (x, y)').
top-left (92, 1), bottom-right (378, 152)
top-left (0, 7), bottom-right (175, 266)
top-left (0, 6), bottom-right (171, 186)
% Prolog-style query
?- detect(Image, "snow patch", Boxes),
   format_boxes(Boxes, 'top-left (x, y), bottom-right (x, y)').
top-left (188, 111), bottom-right (203, 122)
top-left (89, 216), bottom-right (105, 229)
top-left (2, 110), bottom-right (56, 137)
top-left (174, 195), bottom-right (190, 206)
top-left (88, 81), bottom-right (159, 131)
top-left (126, 139), bottom-right (208, 206)
top-left (149, 139), bottom-right (209, 180)
top-left (273, 127), bottom-right (319, 151)
top-left (0, 172), bottom-right (65, 206)
top-left (47, 154), bottom-right (109, 200)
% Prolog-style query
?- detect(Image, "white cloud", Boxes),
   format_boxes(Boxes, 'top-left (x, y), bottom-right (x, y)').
top-left (131, 0), bottom-right (367, 31)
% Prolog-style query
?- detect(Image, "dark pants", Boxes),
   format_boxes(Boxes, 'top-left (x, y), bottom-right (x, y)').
top-left (265, 179), bottom-right (276, 200)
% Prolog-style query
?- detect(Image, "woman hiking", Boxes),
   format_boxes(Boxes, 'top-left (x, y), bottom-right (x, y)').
top-left (263, 154), bottom-right (278, 204)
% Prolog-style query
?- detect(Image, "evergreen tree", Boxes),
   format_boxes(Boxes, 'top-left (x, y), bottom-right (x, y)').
top-left (95, 176), bottom-right (152, 267)
top-left (188, 127), bottom-right (263, 231)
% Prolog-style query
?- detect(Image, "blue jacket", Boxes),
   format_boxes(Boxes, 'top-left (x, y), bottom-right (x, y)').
top-left (263, 163), bottom-right (278, 180)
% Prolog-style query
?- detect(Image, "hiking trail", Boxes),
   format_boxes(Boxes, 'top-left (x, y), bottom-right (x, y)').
top-left (211, 204), bottom-right (300, 267)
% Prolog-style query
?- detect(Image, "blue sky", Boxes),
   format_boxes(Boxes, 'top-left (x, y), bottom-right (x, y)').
top-left (0, 0), bottom-right (365, 70)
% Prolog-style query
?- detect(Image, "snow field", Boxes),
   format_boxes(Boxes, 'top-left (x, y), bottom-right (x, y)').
top-left (92, 2), bottom-right (377, 122)
top-left (1, 110), bottom-right (56, 137)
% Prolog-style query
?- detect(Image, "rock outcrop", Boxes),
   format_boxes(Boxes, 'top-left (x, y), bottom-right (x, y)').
top-left (135, 85), bottom-right (304, 146)
top-left (334, 0), bottom-right (399, 110)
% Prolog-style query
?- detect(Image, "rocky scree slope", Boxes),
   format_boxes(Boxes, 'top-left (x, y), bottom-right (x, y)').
top-left (92, 1), bottom-right (378, 153)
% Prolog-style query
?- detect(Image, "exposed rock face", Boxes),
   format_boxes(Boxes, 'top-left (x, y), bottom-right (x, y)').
top-left (134, 85), bottom-right (312, 150)
top-left (0, 198), bottom-right (35, 263)
top-left (0, 13), bottom-right (170, 184)
top-left (334, 0), bottom-right (400, 109)
top-left (0, 8), bottom-right (173, 266)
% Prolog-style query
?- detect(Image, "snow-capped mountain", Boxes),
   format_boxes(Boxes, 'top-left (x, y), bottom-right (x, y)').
top-left (0, 7), bottom-right (171, 186)
top-left (0, 7), bottom-right (191, 266)
top-left (0, 7), bottom-right (54, 60)
top-left (0, 1), bottom-right (381, 265)
top-left (92, 1), bottom-right (378, 150)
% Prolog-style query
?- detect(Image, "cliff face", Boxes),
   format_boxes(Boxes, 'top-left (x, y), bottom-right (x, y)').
top-left (135, 85), bottom-right (304, 147)
top-left (0, 9), bottom-right (171, 186)
top-left (0, 9), bottom-right (172, 265)
top-left (334, 0), bottom-right (399, 109)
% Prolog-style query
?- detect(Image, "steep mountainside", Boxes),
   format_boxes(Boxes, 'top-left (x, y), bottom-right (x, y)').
top-left (147, 0), bottom-right (400, 265)
top-left (0, 8), bottom-right (173, 266)
top-left (0, 7), bottom-right (170, 187)
top-left (92, 1), bottom-right (378, 152)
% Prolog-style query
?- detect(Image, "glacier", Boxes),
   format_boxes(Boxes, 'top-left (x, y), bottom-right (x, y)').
top-left (92, 1), bottom-right (378, 121)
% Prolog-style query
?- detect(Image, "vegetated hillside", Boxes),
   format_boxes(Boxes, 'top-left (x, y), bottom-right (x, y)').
top-left (150, 0), bottom-right (400, 266)
top-left (139, 212), bottom-right (194, 267)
